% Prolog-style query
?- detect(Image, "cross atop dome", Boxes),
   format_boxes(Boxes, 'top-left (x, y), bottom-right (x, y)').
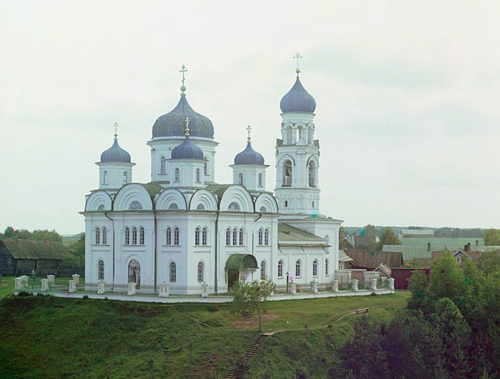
top-left (185, 117), bottom-right (191, 136)
top-left (294, 52), bottom-right (302, 77)
top-left (246, 125), bottom-right (252, 143)
top-left (113, 122), bottom-right (119, 141)
top-left (180, 64), bottom-right (188, 94)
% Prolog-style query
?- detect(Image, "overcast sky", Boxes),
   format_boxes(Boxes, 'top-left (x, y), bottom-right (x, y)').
top-left (1, 0), bottom-right (500, 234)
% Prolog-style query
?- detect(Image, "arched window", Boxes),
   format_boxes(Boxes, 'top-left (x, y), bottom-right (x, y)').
top-left (139, 227), bottom-right (145, 245)
top-left (296, 260), bottom-right (301, 277)
top-left (202, 227), bottom-right (208, 246)
top-left (166, 227), bottom-right (172, 245)
top-left (175, 168), bottom-right (180, 182)
top-left (239, 228), bottom-right (244, 246)
top-left (98, 260), bottom-right (105, 281)
top-left (204, 162), bottom-right (208, 175)
top-left (228, 202), bottom-right (240, 211)
top-left (324, 235), bottom-right (330, 252)
top-left (125, 227), bottom-right (130, 245)
top-left (103, 171), bottom-right (108, 185)
top-left (174, 227), bottom-right (180, 246)
top-left (129, 201), bottom-right (142, 210)
top-left (169, 262), bottom-right (176, 283)
top-left (226, 228), bottom-right (231, 245)
top-left (260, 261), bottom-right (266, 280)
top-left (195, 227), bottom-right (201, 246)
top-left (197, 262), bottom-right (204, 283)
top-left (312, 201), bottom-right (315, 209)
top-left (196, 168), bottom-right (201, 182)
top-left (102, 227), bottom-right (107, 245)
top-left (313, 259), bottom-right (318, 276)
top-left (258, 228), bottom-right (263, 246)
top-left (283, 160), bottom-right (292, 187)
top-left (325, 259), bottom-right (329, 276)
top-left (309, 161), bottom-right (315, 187)
top-left (232, 228), bottom-right (238, 246)
top-left (284, 200), bottom-right (288, 208)
top-left (123, 171), bottom-right (128, 184)
top-left (264, 228), bottom-right (270, 246)
top-left (259, 206), bottom-right (267, 213)
top-left (132, 227), bottom-right (138, 245)
top-left (98, 204), bottom-right (105, 211)
top-left (197, 204), bottom-right (205, 210)
top-left (238, 173), bottom-right (243, 185)
top-left (169, 203), bottom-right (178, 210)
top-left (278, 260), bottom-right (283, 277)
top-left (286, 126), bottom-right (292, 144)
top-left (160, 156), bottom-right (166, 174)
top-left (258, 173), bottom-right (263, 187)
top-left (95, 227), bottom-right (101, 245)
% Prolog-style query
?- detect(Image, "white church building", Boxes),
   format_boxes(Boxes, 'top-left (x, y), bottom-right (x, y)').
top-left (82, 64), bottom-right (342, 294)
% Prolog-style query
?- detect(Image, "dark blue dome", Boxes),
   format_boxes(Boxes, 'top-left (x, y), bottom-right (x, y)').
top-left (152, 94), bottom-right (214, 139)
top-left (100, 140), bottom-right (131, 163)
top-left (171, 136), bottom-right (204, 160)
top-left (234, 142), bottom-right (265, 165)
top-left (280, 77), bottom-right (316, 114)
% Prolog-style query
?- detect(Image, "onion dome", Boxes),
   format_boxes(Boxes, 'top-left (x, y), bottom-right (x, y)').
top-left (152, 94), bottom-right (214, 139)
top-left (280, 76), bottom-right (316, 114)
top-left (234, 142), bottom-right (265, 165)
top-left (100, 126), bottom-right (131, 163)
top-left (171, 119), bottom-right (204, 160)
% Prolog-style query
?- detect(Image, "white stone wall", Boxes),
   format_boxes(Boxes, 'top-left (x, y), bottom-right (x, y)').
top-left (230, 165), bottom-right (267, 191)
top-left (97, 162), bottom-right (134, 190)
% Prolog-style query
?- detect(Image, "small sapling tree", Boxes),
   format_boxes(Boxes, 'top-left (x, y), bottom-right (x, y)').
top-left (232, 280), bottom-right (274, 332)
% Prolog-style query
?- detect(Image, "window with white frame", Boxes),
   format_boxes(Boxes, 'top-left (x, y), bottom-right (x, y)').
top-left (197, 262), bottom-right (204, 283)
top-left (196, 168), bottom-right (201, 182)
top-left (232, 228), bottom-right (238, 246)
top-left (169, 203), bottom-right (178, 210)
top-left (166, 227), bottom-right (172, 245)
top-left (259, 206), bottom-right (267, 212)
top-left (95, 227), bottom-right (101, 245)
top-left (160, 156), bottom-right (166, 174)
top-left (228, 202), bottom-right (240, 211)
top-left (325, 259), bottom-right (329, 275)
top-left (204, 162), bottom-right (208, 175)
top-left (174, 227), bottom-right (180, 246)
top-left (258, 173), bottom-right (263, 187)
top-left (197, 204), bottom-right (205, 210)
top-left (202, 227), bottom-right (208, 246)
top-left (260, 261), bottom-right (266, 280)
top-left (265, 228), bottom-right (270, 246)
top-left (226, 228), bottom-right (231, 245)
top-left (239, 228), bottom-right (244, 246)
top-left (139, 227), bottom-right (145, 245)
top-left (102, 227), bottom-right (107, 245)
top-left (125, 227), bottom-right (130, 245)
top-left (98, 260), bottom-right (105, 281)
top-left (132, 227), bottom-right (138, 245)
top-left (174, 168), bottom-right (180, 182)
top-left (238, 173), bottom-right (243, 185)
top-left (295, 260), bottom-right (301, 277)
top-left (103, 171), bottom-right (108, 185)
top-left (278, 260), bottom-right (283, 277)
top-left (169, 262), bottom-right (176, 283)
top-left (123, 171), bottom-right (128, 184)
top-left (313, 259), bottom-right (318, 276)
top-left (129, 201), bottom-right (142, 210)
top-left (195, 227), bottom-right (200, 246)
top-left (258, 228), bottom-right (263, 246)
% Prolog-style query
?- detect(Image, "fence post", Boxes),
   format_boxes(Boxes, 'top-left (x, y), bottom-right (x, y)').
top-left (310, 280), bottom-right (318, 294)
top-left (41, 279), bottom-right (49, 292)
top-left (370, 277), bottom-right (378, 291)
top-left (201, 283), bottom-right (208, 298)
top-left (14, 277), bottom-right (23, 293)
top-left (388, 278), bottom-right (395, 291)
top-left (97, 281), bottom-right (106, 294)
top-left (352, 279), bottom-right (359, 292)
top-left (127, 282), bottom-right (137, 296)
top-left (69, 280), bottom-right (77, 293)
top-left (332, 280), bottom-right (339, 293)
top-left (159, 283), bottom-right (169, 297)
top-left (47, 275), bottom-right (55, 286)
top-left (72, 274), bottom-right (80, 285)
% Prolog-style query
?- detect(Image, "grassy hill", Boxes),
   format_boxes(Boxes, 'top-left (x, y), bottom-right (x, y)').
top-left (0, 292), bottom-right (409, 378)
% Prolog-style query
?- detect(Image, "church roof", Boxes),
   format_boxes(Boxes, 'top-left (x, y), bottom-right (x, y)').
top-left (234, 142), bottom-right (265, 165)
top-left (152, 94), bottom-right (214, 139)
top-left (278, 223), bottom-right (326, 245)
top-left (280, 76), bottom-right (316, 114)
top-left (100, 139), bottom-right (132, 163)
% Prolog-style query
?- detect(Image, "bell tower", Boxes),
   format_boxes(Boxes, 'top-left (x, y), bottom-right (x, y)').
top-left (275, 54), bottom-right (320, 215)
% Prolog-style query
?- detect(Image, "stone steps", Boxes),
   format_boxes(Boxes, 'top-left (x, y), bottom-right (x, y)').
top-left (226, 334), bottom-right (268, 378)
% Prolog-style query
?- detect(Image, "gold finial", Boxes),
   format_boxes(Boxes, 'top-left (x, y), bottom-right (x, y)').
top-left (185, 117), bottom-right (191, 136)
top-left (180, 64), bottom-right (188, 93)
top-left (246, 125), bottom-right (252, 143)
top-left (113, 122), bottom-right (119, 141)
top-left (293, 52), bottom-right (302, 76)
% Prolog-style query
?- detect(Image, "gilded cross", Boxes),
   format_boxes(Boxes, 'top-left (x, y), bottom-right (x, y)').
top-left (294, 52), bottom-right (302, 75)
top-left (246, 125), bottom-right (252, 143)
top-left (185, 117), bottom-right (191, 136)
top-left (113, 122), bottom-right (119, 140)
top-left (180, 65), bottom-right (188, 87)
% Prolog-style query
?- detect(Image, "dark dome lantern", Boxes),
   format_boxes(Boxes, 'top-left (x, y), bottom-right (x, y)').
top-left (100, 140), bottom-right (131, 163)
top-left (234, 142), bottom-right (265, 165)
top-left (152, 94), bottom-right (214, 139)
top-left (280, 77), bottom-right (316, 114)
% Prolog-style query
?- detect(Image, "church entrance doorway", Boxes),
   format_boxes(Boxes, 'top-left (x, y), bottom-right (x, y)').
top-left (128, 259), bottom-right (141, 288)
top-left (227, 269), bottom-right (239, 290)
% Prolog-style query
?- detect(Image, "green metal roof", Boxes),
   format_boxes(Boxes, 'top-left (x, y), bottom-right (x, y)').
top-left (205, 184), bottom-right (233, 198)
top-left (142, 183), bottom-right (164, 198)
top-left (278, 223), bottom-right (325, 243)
top-left (1, 239), bottom-right (68, 260)
top-left (225, 254), bottom-right (258, 270)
